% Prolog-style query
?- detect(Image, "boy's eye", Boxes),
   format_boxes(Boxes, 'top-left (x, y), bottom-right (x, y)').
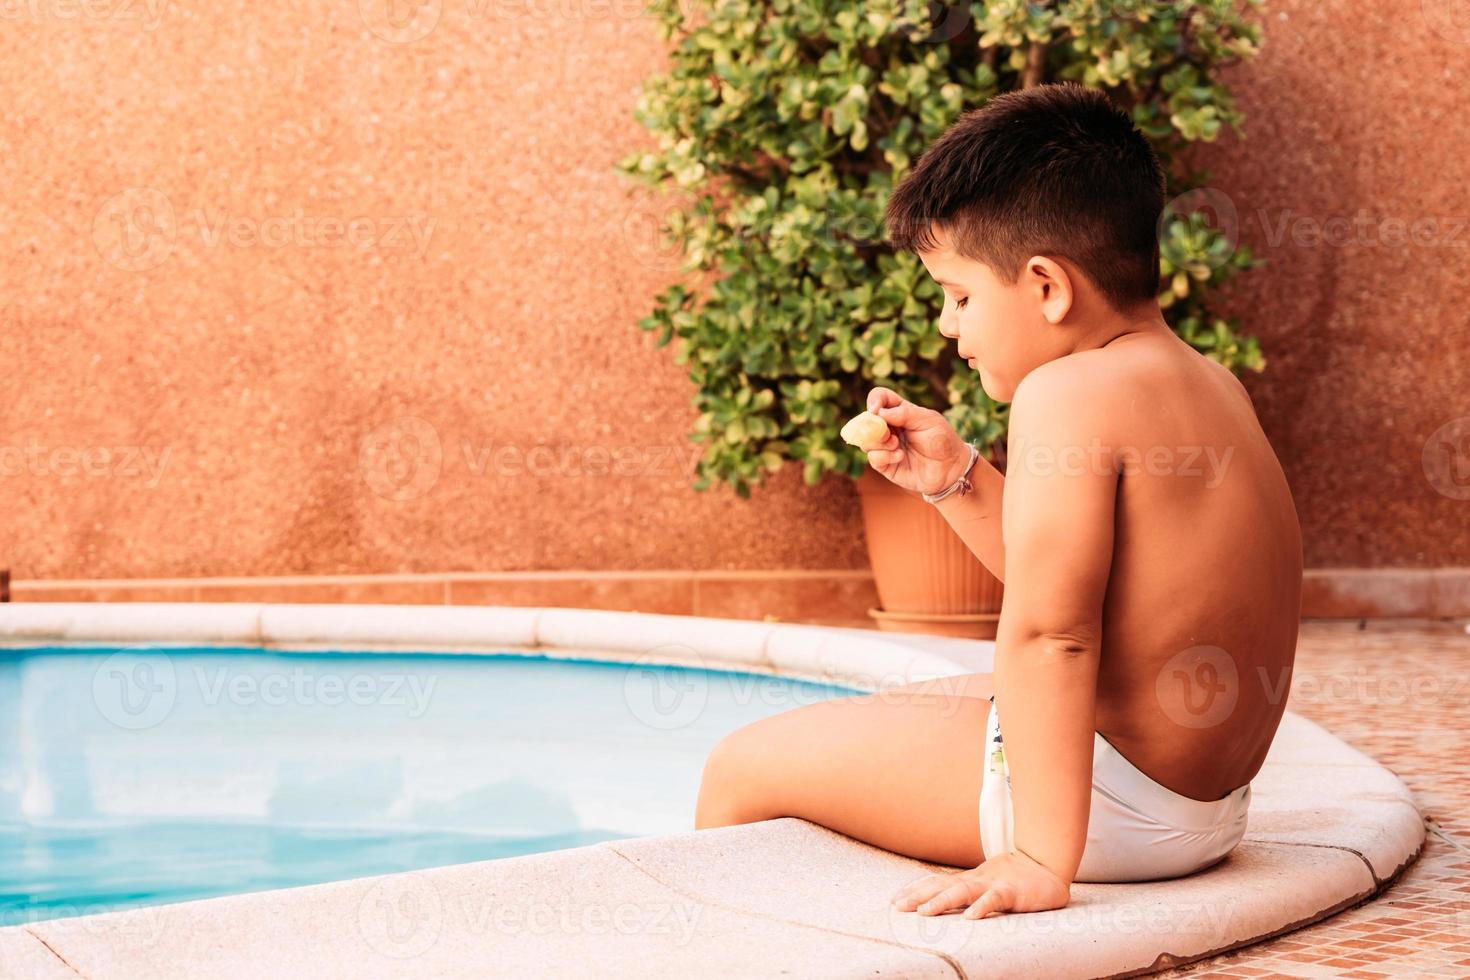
top-left (955, 296), bottom-right (969, 310)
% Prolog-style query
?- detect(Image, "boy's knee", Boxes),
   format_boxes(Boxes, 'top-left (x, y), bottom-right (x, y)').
top-left (695, 726), bottom-right (770, 829)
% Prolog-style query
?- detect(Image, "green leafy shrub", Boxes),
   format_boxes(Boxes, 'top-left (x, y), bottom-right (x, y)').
top-left (620, 0), bottom-right (1267, 496)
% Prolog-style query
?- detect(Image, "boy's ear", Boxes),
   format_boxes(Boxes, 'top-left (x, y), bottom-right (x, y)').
top-left (1024, 255), bottom-right (1074, 325)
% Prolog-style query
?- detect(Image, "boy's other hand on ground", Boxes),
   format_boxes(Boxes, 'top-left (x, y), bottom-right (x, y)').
top-left (863, 387), bottom-right (972, 496)
top-left (891, 850), bottom-right (1071, 919)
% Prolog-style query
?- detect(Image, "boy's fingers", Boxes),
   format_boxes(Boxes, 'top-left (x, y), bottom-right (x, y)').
top-left (892, 874), bottom-right (952, 910)
top-left (867, 387), bottom-right (901, 413)
top-left (876, 400), bottom-right (919, 428)
top-left (865, 448), bottom-right (898, 470)
top-left (918, 880), bottom-right (981, 914)
top-left (963, 890), bottom-right (1008, 920)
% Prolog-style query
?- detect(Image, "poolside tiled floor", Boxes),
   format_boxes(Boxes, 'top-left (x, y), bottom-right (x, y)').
top-left (1151, 620), bottom-right (1470, 978)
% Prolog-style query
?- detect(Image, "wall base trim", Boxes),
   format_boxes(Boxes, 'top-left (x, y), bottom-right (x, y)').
top-left (7, 568), bottom-right (1469, 620)
top-left (6, 569), bottom-right (880, 623)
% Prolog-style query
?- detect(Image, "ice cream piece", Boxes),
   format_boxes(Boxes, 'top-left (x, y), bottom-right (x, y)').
top-left (840, 411), bottom-right (890, 451)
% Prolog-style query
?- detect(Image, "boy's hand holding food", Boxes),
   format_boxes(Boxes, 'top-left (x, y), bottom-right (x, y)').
top-left (850, 387), bottom-right (973, 496)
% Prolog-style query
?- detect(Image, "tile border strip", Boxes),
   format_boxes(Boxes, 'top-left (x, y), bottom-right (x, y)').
top-left (7, 568), bottom-right (1470, 618)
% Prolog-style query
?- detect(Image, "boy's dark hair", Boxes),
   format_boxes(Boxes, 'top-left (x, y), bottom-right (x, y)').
top-left (885, 83), bottom-right (1166, 311)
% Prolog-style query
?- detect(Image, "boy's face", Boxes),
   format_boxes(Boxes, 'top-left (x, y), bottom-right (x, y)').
top-left (916, 224), bottom-right (1069, 402)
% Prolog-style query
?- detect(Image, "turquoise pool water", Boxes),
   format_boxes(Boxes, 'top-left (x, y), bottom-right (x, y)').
top-left (0, 645), bottom-right (859, 924)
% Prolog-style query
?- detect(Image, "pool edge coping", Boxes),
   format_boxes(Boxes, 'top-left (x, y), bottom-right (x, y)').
top-left (0, 602), bottom-right (994, 693)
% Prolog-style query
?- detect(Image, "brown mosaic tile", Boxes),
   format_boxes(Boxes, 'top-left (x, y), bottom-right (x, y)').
top-left (11, 584), bottom-right (195, 602)
top-left (193, 579), bottom-right (445, 604)
top-left (691, 571), bottom-right (879, 622)
top-left (1299, 570), bottom-right (1433, 618)
top-left (1151, 620), bottom-right (1470, 978)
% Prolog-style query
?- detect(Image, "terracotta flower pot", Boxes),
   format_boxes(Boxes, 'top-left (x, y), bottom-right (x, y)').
top-left (854, 468), bottom-right (1004, 639)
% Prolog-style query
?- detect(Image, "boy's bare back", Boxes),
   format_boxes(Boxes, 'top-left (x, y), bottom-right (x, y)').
top-left (1019, 330), bottom-right (1302, 802)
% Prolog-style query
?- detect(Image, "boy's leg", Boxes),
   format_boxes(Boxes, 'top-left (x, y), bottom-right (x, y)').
top-left (695, 673), bottom-right (995, 868)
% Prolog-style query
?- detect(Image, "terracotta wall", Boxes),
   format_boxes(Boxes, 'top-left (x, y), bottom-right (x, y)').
top-left (1, 0), bottom-right (1465, 580)
top-left (1195, 0), bottom-right (1470, 567)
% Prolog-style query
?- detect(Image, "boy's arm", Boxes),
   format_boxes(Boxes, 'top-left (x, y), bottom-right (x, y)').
top-left (891, 368), bottom-right (1117, 919)
top-left (933, 456), bottom-right (1008, 581)
top-left (993, 368), bottom-right (1117, 883)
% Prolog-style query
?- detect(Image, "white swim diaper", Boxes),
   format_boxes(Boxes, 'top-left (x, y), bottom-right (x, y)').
top-left (978, 694), bottom-right (1251, 883)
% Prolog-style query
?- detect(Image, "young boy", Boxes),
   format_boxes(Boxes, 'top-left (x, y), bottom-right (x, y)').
top-left (694, 83), bottom-right (1303, 920)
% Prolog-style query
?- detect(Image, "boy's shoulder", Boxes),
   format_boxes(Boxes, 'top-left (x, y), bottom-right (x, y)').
top-left (1007, 344), bottom-right (1140, 440)
top-left (1010, 335), bottom-right (1247, 436)
top-left (1012, 347), bottom-right (1115, 405)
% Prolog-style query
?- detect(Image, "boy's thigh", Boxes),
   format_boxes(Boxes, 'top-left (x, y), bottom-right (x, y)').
top-left (715, 678), bottom-right (993, 868)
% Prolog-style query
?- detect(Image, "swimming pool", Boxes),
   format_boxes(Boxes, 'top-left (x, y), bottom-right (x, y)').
top-left (0, 645), bottom-right (859, 924)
